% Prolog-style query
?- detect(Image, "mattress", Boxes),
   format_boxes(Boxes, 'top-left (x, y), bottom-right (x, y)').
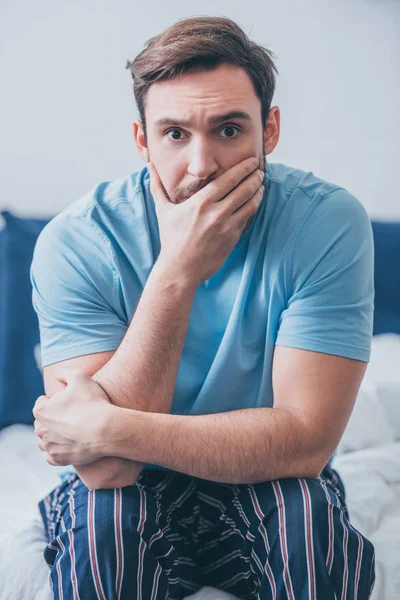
top-left (0, 334), bottom-right (399, 599)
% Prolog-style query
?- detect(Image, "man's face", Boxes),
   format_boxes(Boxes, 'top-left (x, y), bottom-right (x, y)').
top-left (134, 63), bottom-right (279, 204)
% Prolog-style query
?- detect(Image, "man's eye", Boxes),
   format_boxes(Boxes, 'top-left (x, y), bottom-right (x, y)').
top-left (166, 129), bottom-right (185, 141)
top-left (219, 125), bottom-right (240, 138)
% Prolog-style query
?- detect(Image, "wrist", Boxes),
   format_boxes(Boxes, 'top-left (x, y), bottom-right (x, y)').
top-left (154, 253), bottom-right (200, 293)
top-left (100, 405), bottom-right (151, 460)
top-left (99, 404), bottom-right (128, 457)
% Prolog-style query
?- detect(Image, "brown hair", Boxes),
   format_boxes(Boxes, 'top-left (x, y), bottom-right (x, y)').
top-left (125, 16), bottom-right (278, 138)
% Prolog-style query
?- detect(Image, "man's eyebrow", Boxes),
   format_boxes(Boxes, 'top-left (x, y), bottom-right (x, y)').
top-left (154, 111), bottom-right (252, 128)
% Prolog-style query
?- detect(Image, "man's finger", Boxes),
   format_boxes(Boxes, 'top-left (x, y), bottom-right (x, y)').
top-left (32, 396), bottom-right (48, 418)
top-left (193, 156), bottom-right (259, 207)
top-left (53, 367), bottom-right (83, 385)
top-left (34, 420), bottom-right (49, 438)
top-left (33, 418), bottom-right (42, 434)
top-left (46, 455), bottom-right (58, 466)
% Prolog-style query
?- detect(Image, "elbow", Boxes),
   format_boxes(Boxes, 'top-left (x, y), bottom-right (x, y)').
top-left (304, 452), bottom-right (330, 480)
top-left (75, 458), bottom-right (145, 490)
top-left (303, 466), bottom-right (323, 480)
top-left (291, 465), bottom-right (321, 481)
top-left (292, 450), bottom-right (327, 480)
top-left (83, 475), bottom-right (134, 491)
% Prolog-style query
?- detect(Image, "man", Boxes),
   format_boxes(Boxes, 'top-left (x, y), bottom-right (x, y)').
top-left (31, 15), bottom-right (375, 600)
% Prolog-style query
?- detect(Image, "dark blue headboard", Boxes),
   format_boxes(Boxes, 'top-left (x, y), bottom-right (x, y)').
top-left (0, 211), bottom-right (51, 429)
top-left (371, 221), bottom-right (400, 335)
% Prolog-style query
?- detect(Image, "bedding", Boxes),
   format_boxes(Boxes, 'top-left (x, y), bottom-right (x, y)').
top-left (0, 334), bottom-right (399, 599)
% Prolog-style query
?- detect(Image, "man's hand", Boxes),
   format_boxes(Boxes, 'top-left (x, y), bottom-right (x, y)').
top-left (149, 156), bottom-right (264, 287)
top-left (33, 368), bottom-right (113, 466)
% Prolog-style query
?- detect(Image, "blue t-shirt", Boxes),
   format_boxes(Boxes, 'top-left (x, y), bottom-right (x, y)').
top-left (30, 160), bottom-right (374, 473)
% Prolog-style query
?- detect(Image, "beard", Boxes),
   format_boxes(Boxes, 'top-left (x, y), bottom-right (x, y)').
top-left (165, 175), bottom-right (215, 204)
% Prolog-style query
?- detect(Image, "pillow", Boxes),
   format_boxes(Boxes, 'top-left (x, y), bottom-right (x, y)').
top-left (0, 211), bottom-right (51, 429)
top-left (371, 220), bottom-right (400, 335)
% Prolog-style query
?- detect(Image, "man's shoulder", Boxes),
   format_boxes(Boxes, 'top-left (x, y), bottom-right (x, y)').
top-left (39, 166), bottom-right (149, 244)
top-left (33, 166), bottom-right (149, 265)
top-left (267, 161), bottom-right (343, 201)
top-left (268, 161), bottom-right (369, 228)
top-left (59, 165), bottom-right (148, 222)
top-left (265, 162), bottom-right (371, 269)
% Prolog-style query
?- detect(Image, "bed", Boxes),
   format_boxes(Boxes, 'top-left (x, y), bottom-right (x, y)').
top-left (0, 213), bottom-right (399, 599)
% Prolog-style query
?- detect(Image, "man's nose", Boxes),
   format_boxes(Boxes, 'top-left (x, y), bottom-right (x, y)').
top-left (187, 142), bottom-right (219, 180)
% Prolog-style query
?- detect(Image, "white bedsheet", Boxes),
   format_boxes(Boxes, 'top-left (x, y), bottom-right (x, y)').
top-left (0, 334), bottom-right (399, 599)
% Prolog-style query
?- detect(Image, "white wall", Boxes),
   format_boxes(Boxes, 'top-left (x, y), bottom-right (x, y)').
top-left (1, 0), bottom-right (399, 219)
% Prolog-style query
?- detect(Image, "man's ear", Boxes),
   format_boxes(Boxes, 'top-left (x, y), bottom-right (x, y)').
top-left (263, 106), bottom-right (280, 156)
top-left (133, 120), bottom-right (149, 162)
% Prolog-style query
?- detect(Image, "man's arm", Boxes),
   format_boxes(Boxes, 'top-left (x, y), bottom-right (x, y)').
top-left (100, 345), bottom-right (367, 483)
top-left (43, 350), bottom-right (148, 489)
top-left (41, 260), bottom-right (197, 490)
top-left (91, 258), bottom-right (196, 412)
top-left (42, 224), bottom-right (199, 490)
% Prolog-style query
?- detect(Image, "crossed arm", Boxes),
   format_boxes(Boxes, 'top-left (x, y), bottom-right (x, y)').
top-left (43, 257), bottom-right (196, 489)
top-left (41, 255), bottom-right (367, 489)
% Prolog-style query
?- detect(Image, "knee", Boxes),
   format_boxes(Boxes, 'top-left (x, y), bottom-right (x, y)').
top-left (48, 485), bottom-right (153, 573)
top-left (84, 485), bottom-right (155, 543)
top-left (278, 477), bottom-right (370, 556)
top-left (280, 476), bottom-right (328, 515)
top-left (45, 485), bottom-right (167, 599)
top-left (69, 483), bottom-right (154, 549)
top-left (270, 477), bottom-right (336, 543)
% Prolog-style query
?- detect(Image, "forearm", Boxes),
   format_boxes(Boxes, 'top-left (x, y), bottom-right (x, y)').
top-left (77, 258), bottom-right (197, 489)
top-left (92, 256), bottom-right (196, 413)
top-left (106, 406), bottom-right (324, 484)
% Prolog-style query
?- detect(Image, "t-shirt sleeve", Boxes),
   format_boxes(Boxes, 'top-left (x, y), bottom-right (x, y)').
top-left (275, 188), bottom-right (374, 362)
top-left (30, 212), bottom-right (128, 368)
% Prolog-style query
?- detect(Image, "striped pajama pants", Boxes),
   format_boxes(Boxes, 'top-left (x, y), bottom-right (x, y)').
top-left (38, 464), bottom-right (375, 600)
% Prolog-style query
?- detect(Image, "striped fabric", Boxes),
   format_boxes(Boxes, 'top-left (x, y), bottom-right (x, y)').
top-left (38, 464), bottom-right (375, 599)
